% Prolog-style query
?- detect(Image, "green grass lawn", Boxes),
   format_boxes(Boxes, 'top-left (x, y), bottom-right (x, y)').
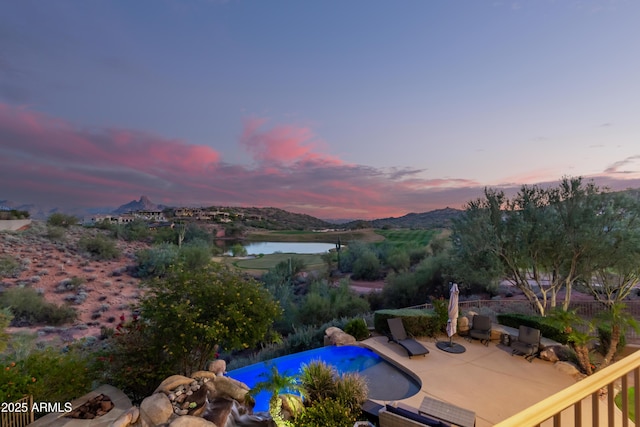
top-left (375, 228), bottom-right (437, 247)
top-left (615, 386), bottom-right (636, 421)
top-left (233, 253), bottom-right (325, 271)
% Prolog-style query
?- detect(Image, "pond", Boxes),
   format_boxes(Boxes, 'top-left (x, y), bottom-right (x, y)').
top-left (239, 241), bottom-right (336, 255)
top-left (226, 345), bottom-right (421, 412)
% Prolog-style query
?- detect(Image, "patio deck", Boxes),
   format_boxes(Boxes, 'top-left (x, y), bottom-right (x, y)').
top-left (362, 334), bottom-right (580, 427)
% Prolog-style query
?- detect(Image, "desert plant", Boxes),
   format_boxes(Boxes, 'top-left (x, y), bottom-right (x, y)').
top-left (299, 360), bottom-right (337, 402)
top-left (295, 398), bottom-right (359, 427)
top-left (0, 308), bottom-right (12, 353)
top-left (78, 234), bottom-right (120, 260)
top-left (344, 318), bottom-right (370, 341)
top-left (46, 213), bottom-right (78, 228)
top-left (0, 255), bottom-right (21, 279)
top-left (0, 347), bottom-right (92, 405)
top-left (140, 262), bottom-right (281, 376)
top-left (0, 287), bottom-right (76, 326)
top-left (135, 243), bottom-right (179, 278)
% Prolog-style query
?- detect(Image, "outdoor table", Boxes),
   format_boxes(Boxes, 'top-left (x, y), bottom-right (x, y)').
top-left (419, 395), bottom-right (476, 427)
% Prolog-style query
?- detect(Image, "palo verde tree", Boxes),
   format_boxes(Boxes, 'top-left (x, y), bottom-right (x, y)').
top-left (140, 262), bottom-right (281, 376)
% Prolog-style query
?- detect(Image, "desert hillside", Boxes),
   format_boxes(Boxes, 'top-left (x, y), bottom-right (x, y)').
top-left (0, 222), bottom-right (148, 342)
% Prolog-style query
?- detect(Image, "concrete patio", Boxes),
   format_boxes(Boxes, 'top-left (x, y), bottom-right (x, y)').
top-left (362, 334), bottom-right (581, 427)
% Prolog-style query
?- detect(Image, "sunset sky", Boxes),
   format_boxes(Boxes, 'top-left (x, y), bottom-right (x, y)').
top-left (2, 1), bottom-right (640, 219)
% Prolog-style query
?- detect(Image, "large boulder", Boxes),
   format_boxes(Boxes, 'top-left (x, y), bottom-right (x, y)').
top-left (205, 376), bottom-right (249, 403)
top-left (554, 361), bottom-right (582, 378)
top-left (169, 415), bottom-right (217, 427)
top-left (324, 327), bottom-right (356, 346)
top-left (110, 406), bottom-right (140, 427)
top-left (207, 360), bottom-right (227, 376)
top-left (155, 375), bottom-right (195, 395)
top-left (540, 345), bottom-right (572, 363)
top-left (140, 393), bottom-right (174, 426)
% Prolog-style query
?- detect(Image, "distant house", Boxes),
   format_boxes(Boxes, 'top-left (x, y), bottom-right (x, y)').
top-left (135, 210), bottom-right (166, 222)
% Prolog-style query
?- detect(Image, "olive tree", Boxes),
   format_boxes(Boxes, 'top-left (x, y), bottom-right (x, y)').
top-left (451, 177), bottom-right (632, 316)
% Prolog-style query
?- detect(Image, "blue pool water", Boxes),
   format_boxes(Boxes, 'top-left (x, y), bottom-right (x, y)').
top-left (226, 345), bottom-right (421, 412)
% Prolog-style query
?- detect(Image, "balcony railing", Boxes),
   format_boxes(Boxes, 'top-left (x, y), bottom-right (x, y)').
top-left (1, 395), bottom-right (34, 427)
top-left (494, 347), bottom-right (640, 426)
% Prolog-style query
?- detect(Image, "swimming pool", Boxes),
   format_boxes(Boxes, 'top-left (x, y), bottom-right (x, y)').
top-left (226, 345), bottom-right (421, 412)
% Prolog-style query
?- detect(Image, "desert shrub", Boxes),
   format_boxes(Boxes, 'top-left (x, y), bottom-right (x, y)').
top-left (46, 213), bottom-right (78, 228)
top-left (295, 281), bottom-right (369, 327)
top-left (0, 348), bottom-right (92, 405)
top-left (0, 255), bottom-right (21, 278)
top-left (496, 313), bottom-right (569, 344)
top-left (0, 287), bottom-right (77, 326)
top-left (344, 318), bottom-right (370, 341)
top-left (384, 248), bottom-right (410, 273)
top-left (380, 254), bottom-right (449, 308)
top-left (140, 263), bottom-right (281, 376)
top-left (299, 360), bottom-right (337, 402)
top-left (113, 219), bottom-right (151, 242)
top-left (45, 226), bottom-right (66, 241)
top-left (334, 372), bottom-right (368, 412)
top-left (78, 235), bottom-right (120, 260)
top-left (296, 398), bottom-right (360, 427)
top-left (152, 226), bottom-right (178, 244)
top-left (178, 241), bottom-right (212, 271)
top-left (297, 360), bottom-right (366, 427)
top-left (352, 250), bottom-right (381, 280)
top-left (135, 243), bottom-right (179, 278)
top-left (373, 308), bottom-right (441, 337)
top-left (0, 307), bottom-right (12, 353)
top-left (93, 316), bottom-right (173, 403)
top-left (230, 243), bottom-right (247, 257)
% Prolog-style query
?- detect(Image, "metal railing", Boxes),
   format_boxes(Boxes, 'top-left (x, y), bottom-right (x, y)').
top-left (0, 395), bottom-right (34, 427)
top-left (494, 347), bottom-right (640, 426)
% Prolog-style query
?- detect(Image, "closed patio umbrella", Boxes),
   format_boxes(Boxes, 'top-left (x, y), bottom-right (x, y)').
top-left (436, 282), bottom-right (466, 353)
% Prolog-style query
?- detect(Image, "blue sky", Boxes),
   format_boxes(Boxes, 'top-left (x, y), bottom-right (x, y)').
top-left (1, 0), bottom-right (639, 219)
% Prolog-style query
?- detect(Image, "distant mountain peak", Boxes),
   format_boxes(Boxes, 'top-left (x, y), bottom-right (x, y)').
top-left (113, 195), bottom-right (160, 214)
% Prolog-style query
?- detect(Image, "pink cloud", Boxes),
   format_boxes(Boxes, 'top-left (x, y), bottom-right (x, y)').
top-left (240, 117), bottom-right (343, 166)
top-left (4, 104), bottom-right (639, 220)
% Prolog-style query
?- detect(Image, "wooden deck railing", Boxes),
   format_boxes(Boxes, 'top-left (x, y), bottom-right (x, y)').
top-left (494, 348), bottom-right (640, 427)
top-left (0, 395), bottom-right (34, 427)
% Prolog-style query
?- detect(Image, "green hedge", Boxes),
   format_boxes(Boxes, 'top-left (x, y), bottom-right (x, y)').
top-left (496, 313), bottom-right (569, 344)
top-left (374, 308), bottom-right (441, 338)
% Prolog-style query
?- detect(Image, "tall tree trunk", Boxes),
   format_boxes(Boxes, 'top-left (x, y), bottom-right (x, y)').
top-left (573, 345), bottom-right (593, 375)
top-left (600, 324), bottom-right (621, 370)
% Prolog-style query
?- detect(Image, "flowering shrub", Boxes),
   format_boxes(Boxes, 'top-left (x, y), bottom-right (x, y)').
top-left (0, 349), bottom-right (92, 405)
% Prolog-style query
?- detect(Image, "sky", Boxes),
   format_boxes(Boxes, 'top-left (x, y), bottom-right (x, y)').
top-left (1, 0), bottom-right (640, 220)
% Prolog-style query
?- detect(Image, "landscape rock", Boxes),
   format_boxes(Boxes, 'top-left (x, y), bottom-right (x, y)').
top-left (539, 345), bottom-right (572, 363)
top-left (554, 361), bottom-right (582, 378)
top-left (206, 376), bottom-right (249, 403)
top-left (140, 393), bottom-right (173, 426)
top-left (155, 375), bottom-right (195, 394)
top-left (324, 327), bottom-right (356, 346)
top-left (207, 359), bottom-right (226, 376)
top-left (169, 415), bottom-right (218, 427)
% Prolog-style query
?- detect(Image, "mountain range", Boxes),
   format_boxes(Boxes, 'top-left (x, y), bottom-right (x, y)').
top-left (0, 196), bottom-right (462, 229)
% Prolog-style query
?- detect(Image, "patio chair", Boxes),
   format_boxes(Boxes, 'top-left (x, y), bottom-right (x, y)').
top-left (511, 325), bottom-right (541, 362)
top-left (387, 318), bottom-right (429, 358)
top-left (466, 314), bottom-right (492, 346)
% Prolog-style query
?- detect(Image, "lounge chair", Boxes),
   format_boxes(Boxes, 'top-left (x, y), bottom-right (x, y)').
top-left (511, 325), bottom-right (541, 362)
top-left (466, 314), bottom-right (492, 346)
top-left (387, 318), bottom-right (429, 358)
